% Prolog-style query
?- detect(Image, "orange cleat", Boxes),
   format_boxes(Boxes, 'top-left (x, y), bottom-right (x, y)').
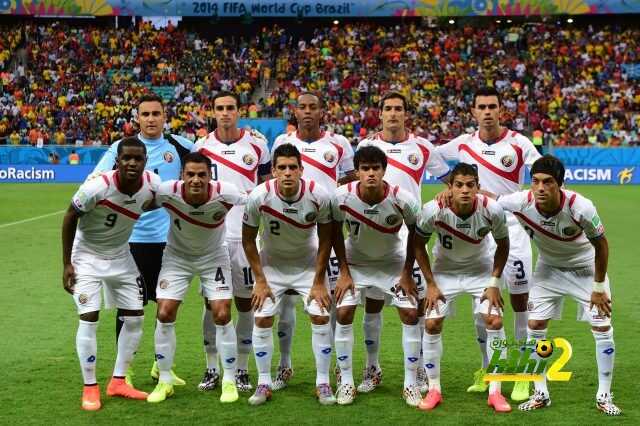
top-left (107, 377), bottom-right (148, 400)
top-left (81, 384), bottom-right (101, 411)
top-left (418, 389), bottom-right (443, 411)
top-left (488, 391), bottom-right (512, 413)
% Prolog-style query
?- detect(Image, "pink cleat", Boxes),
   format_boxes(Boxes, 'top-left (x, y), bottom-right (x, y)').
top-left (418, 389), bottom-right (443, 411)
top-left (488, 391), bottom-right (512, 413)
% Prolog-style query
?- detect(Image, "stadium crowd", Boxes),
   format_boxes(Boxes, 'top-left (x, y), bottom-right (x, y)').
top-left (0, 19), bottom-right (639, 146)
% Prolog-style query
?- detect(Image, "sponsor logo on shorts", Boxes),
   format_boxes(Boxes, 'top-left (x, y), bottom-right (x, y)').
top-left (305, 212), bottom-right (317, 222)
top-left (216, 286), bottom-right (230, 291)
top-left (407, 153), bottom-right (419, 165)
top-left (243, 213), bottom-right (248, 221)
top-left (514, 280), bottom-right (528, 286)
top-left (500, 155), bottom-right (514, 167)
top-left (323, 151), bottom-right (336, 163)
top-left (78, 294), bottom-right (89, 305)
top-left (385, 214), bottom-right (400, 225)
top-left (213, 211), bottom-right (225, 221)
top-left (159, 279), bottom-right (169, 289)
top-left (242, 154), bottom-right (255, 166)
top-left (562, 226), bottom-right (579, 236)
top-left (527, 301), bottom-right (535, 311)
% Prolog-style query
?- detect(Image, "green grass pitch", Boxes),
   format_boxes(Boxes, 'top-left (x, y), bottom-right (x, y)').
top-left (0, 184), bottom-right (638, 425)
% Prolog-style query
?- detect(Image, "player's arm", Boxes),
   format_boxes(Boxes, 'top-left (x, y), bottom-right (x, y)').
top-left (396, 224), bottom-right (419, 304)
top-left (332, 219), bottom-right (354, 304)
top-left (481, 236), bottom-right (509, 312)
top-left (337, 170), bottom-right (357, 185)
top-left (590, 235), bottom-right (611, 317)
top-left (61, 205), bottom-right (80, 294)
top-left (413, 229), bottom-right (445, 316)
top-left (309, 222), bottom-right (333, 313)
top-left (242, 223), bottom-right (273, 312)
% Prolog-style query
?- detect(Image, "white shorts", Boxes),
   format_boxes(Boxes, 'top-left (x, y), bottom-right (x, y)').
top-left (158, 248), bottom-right (232, 301)
top-left (71, 248), bottom-right (143, 315)
top-left (424, 272), bottom-right (502, 319)
top-left (227, 239), bottom-right (254, 298)
top-left (528, 263), bottom-right (612, 327)
top-left (496, 221), bottom-right (532, 295)
top-left (336, 262), bottom-right (417, 310)
top-left (255, 254), bottom-right (328, 318)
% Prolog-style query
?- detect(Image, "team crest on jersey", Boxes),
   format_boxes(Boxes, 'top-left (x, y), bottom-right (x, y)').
top-left (323, 151), bottom-right (336, 163)
top-left (213, 211), bottom-right (225, 221)
top-left (385, 214), bottom-right (400, 226)
top-left (305, 212), bottom-right (317, 222)
top-left (407, 153), bottom-right (419, 165)
top-left (477, 227), bottom-right (490, 238)
top-left (562, 226), bottom-right (579, 236)
top-left (164, 152), bottom-right (174, 163)
top-left (500, 155), bottom-right (514, 167)
top-left (242, 154), bottom-right (255, 166)
top-left (159, 280), bottom-right (169, 289)
top-left (78, 294), bottom-right (88, 305)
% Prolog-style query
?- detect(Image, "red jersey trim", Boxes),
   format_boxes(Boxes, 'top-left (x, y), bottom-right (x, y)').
top-left (275, 179), bottom-right (306, 203)
top-left (301, 154), bottom-right (337, 181)
top-left (435, 221), bottom-right (483, 244)
top-left (163, 203), bottom-right (225, 229)
top-left (97, 199), bottom-right (140, 220)
top-left (458, 143), bottom-right (524, 184)
top-left (101, 175), bottom-right (110, 187)
top-left (259, 205), bottom-right (315, 229)
top-left (199, 147), bottom-right (257, 182)
top-left (513, 212), bottom-right (584, 241)
top-left (340, 205), bottom-right (402, 234)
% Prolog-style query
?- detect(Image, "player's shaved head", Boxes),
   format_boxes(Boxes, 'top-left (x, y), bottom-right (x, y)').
top-left (354, 146), bottom-right (387, 170)
top-left (272, 143), bottom-right (302, 168)
top-left (118, 137), bottom-right (147, 156)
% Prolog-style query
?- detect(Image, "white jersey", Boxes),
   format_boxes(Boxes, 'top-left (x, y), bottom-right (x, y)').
top-left (437, 129), bottom-right (540, 197)
top-left (358, 132), bottom-right (450, 203)
top-left (156, 179), bottom-right (248, 257)
top-left (272, 131), bottom-right (354, 190)
top-left (243, 178), bottom-right (332, 263)
top-left (332, 181), bottom-right (420, 266)
top-left (498, 190), bottom-right (604, 268)
top-left (195, 128), bottom-right (270, 240)
top-left (71, 170), bottom-right (160, 257)
top-left (416, 195), bottom-right (509, 274)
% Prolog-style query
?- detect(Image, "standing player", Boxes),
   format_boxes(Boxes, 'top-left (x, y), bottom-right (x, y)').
top-left (332, 146), bottom-right (422, 407)
top-left (414, 163), bottom-right (512, 412)
top-left (61, 138), bottom-right (159, 410)
top-left (145, 153), bottom-right (247, 404)
top-left (196, 91), bottom-right (271, 392)
top-left (93, 93), bottom-right (193, 386)
top-left (270, 92), bottom-right (356, 390)
top-left (437, 87), bottom-right (540, 400)
top-left (496, 156), bottom-right (621, 416)
top-left (242, 144), bottom-right (335, 405)
top-left (357, 92), bottom-right (450, 393)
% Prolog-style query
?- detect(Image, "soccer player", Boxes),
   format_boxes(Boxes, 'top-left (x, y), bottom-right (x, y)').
top-left (145, 153), bottom-right (247, 404)
top-left (332, 146), bottom-right (422, 407)
top-left (357, 92), bottom-right (450, 393)
top-left (93, 93), bottom-right (193, 386)
top-left (61, 138), bottom-right (160, 410)
top-left (196, 91), bottom-right (271, 392)
top-left (414, 162), bottom-right (512, 412)
top-left (496, 155), bottom-right (621, 416)
top-left (242, 143), bottom-right (335, 405)
top-left (270, 92), bottom-right (356, 390)
top-left (436, 87), bottom-right (541, 400)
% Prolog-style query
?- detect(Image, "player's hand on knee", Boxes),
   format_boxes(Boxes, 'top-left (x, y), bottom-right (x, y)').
top-left (434, 189), bottom-right (452, 208)
top-left (481, 287), bottom-right (504, 313)
top-left (334, 272), bottom-right (355, 304)
top-left (62, 263), bottom-right (76, 294)
top-left (590, 291), bottom-right (612, 317)
top-left (396, 271), bottom-right (418, 305)
top-left (309, 283), bottom-right (331, 314)
top-left (424, 284), bottom-right (446, 316)
top-left (251, 281), bottom-right (274, 312)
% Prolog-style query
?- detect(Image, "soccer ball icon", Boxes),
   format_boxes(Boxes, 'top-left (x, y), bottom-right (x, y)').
top-left (535, 339), bottom-right (554, 358)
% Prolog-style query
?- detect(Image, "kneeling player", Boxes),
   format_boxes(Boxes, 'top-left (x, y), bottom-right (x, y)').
top-left (61, 138), bottom-right (159, 410)
top-left (332, 146), bottom-right (422, 407)
top-left (146, 153), bottom-right (247, 403)
top-left (242, 143), bottom-right (336, 405)
top-left (414, 163), bottom-right (512, 412)
top-left (497, 155), bottom-right (621, 416)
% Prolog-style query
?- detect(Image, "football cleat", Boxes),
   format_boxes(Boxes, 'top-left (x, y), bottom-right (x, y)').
top-left (596, 393), bottom-right (622, 416)
top-left (488, 391), bottom-right (512, 413)
top-left (316, 383), bottom-right (337, 405)
top-left (220, 380), bottom-right (239, 403)
top-left (106, 377), bottom-right (148, 400)
top-left (518, 391), bottom-right (551, 411)
top-left (272, 367), bottom-right (294, 391)
top-left (511, 381), bottom-right (530, 401)
top-left (467, 368), bottom-right (489, 393)
top-left (403, 385), bottom-right (422, 407)
top-left (357, 365), bottom-right (383, 393)
top-left (146, 382), bottom-right (174, 403)
top-left (197, 368), bottom-right (220, 391)
top-left (416, 366), bottom-right (428, 394)
top-left (235, 369), bottom-right (253, 392)
top-left (81, 385), bottom-right (101, 411)
top-left (336, 383), bottom-right (356, 405)
top-left (418, 389), bottom-right (442, 411)
top-left (150, 361), bottom-right (186, 386)
top-left (248, 384), bottom-right (272, 406)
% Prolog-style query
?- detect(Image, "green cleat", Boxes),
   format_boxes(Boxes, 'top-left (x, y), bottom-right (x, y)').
top-left (511, 381), bottom-right (530, 401)
top-left (467, 368), bottom-right (489, 393)
top-left (220, 380), bottom-right (239, 403)
top-left (147, 382), bottom-right (174, 403)
top-left (150, 361), bottom-right (186, 386)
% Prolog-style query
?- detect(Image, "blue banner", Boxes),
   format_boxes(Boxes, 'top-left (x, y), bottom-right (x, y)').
top-left (551, 147), bottom-right (640, 167)
top-left (0, 165), bottom-right (94, 183)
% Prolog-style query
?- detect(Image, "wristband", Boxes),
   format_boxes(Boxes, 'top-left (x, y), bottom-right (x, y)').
top-left (487, 276), bottom-right (500, 288)
top-left (593, 281), bottom-right (606, 293)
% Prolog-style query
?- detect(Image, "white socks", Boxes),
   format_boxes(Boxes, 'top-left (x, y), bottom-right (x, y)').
top-left (155, 320), bottom-right (176, 383)
top-left (236, 310), bottom-right (253, 371)
top-left (113, 316), bottom-right (143, 377)
top-left (277, 294), bottom-right (297, 369)
top-left (514, 311), bottom-right (528, 345)
top-left (422, 333), bottom-right (442, 392)
top-left (473, 312), bottom-right (489, 368)
top-left (486, 327), bottom-right (506, 393)
top-left (417, 315), bottom-right (425, 370)
top-left (202, 308), bottom-right (218, 372)
top-left (76, 320), bottom-right (98, 385)
top-left (311, 323), bottom-right (332, 386)
top-left (593, 327), bottom-right (615, 398)
top-left (334, 323), bottom-right (354, 386)
top-left (527, 327), bottom-right (549, 396)
top-left (402, 323), bottom-right (421, 388)
top-left (216, 321), bottom-right (238, 382)
top-left (363, 312), bottom-right (382, 369)
top-left (252, 325), bottom-right (273, 386)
